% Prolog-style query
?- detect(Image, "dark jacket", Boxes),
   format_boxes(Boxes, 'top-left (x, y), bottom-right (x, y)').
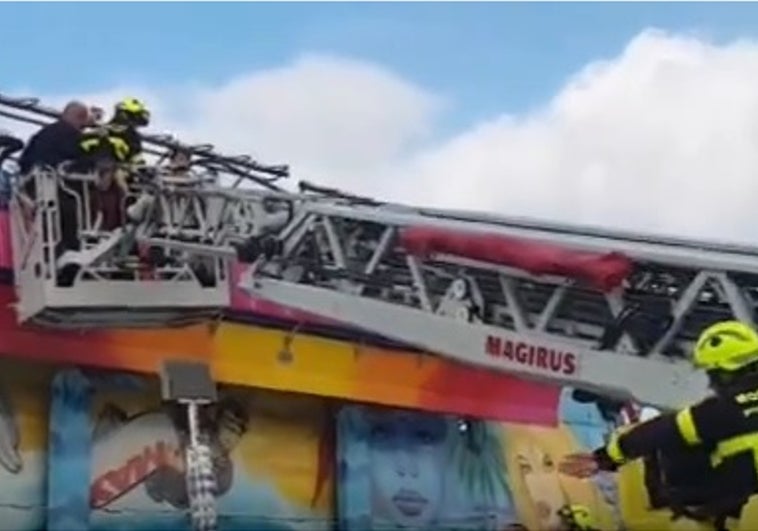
top-left (79, 122), bottom-right (144, 174)
top-left (594, 378), bottom-right (758, 520)
top-left (18, 120), bottom-right (83, 174)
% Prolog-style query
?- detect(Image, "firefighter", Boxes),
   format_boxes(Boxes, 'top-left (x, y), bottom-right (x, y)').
top-left (560, 319), bottom-right (758, 531)
top-left (106, 96), bottom-right (149, 166)
top-left (79, 97), bottom-right (150, 180)
top-left (78, 97), bottom-right (151, 230)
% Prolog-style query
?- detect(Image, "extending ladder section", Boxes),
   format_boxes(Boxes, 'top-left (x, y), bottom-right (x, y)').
top-left (122, 176), bottom-right (758, 410)
top-left (235, 195), bottom-right (758, 411)
top-left (4, 91), bottom-right (758, 411)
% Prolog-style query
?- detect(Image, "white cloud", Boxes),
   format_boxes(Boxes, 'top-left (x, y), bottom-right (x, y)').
top-left (396, 30), bottom-right (758, 241)
top-left (30, 54), bottom-right (446, 187)
top-left (10, 29), bottom-right (758, 243)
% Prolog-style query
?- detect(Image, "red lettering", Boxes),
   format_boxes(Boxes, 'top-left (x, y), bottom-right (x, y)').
top-left (503, 339), bottom-right (513, 360)
top-left (563, 352), bottom-right (577, 375)
top-left (536, 347), bottom-right (548, 369)
top-left (485, 336), bottom-right (502, 357)
top-left (90, 441), bottom-right (180, 509)
top-left (527, 344), bottom-right (536, 366)
top-left (549, 351), bottom-right (562, 372)
top-left (484, 336), bottom-right (578, 376)
top-left (515, 342), bottom-right (529, 363)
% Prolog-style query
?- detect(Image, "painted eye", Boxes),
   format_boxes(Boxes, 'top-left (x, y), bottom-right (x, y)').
top-left (543, 455), bottom-right (555, 469)
top-left (710, 336), bottom-right (723, 347)
top-left (416, 429), bottom-right (433, 444)
top-left (517, 456), bottom-right (533, 474)
top-left (370, 424), bottom-right (392, 441)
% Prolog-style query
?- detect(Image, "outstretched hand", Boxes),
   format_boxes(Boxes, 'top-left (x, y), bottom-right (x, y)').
top-left (559, 452), bottom-right (600, 479)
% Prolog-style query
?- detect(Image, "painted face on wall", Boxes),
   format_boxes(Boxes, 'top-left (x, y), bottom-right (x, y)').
top-left (513, 443), bottom-right (566, 531)
top-left (365, 410), bottom-right (449, 528)
top-left (503, 423), bottom-right (615, 531)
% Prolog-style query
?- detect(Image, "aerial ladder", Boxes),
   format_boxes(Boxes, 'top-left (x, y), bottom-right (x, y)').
top-left (3, 92), bottom-right (758, 414)
top-left (6, 91), bottom-right (758, 527)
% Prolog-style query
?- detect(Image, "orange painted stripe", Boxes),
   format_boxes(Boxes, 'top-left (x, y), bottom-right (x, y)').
top-left (0, 287), bottom-right (560, 424)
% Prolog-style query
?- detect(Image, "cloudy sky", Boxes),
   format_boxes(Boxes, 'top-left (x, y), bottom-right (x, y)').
top-left (4, 2), bottom-right (758, 243)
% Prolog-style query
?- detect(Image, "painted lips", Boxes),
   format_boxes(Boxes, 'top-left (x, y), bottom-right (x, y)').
top-left (392, 489), bottom-right (428, 517)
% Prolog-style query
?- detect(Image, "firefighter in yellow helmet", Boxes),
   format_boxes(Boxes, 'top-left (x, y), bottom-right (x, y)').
top-left (79, 97), bottom-right (149, 171)
top-left (108, 97), bottom-right (149, 164)
top-left (79, 97), bottom-right (150, 197)
top-left (557, 504), bottom-right (600, 531)
top-left (560, 320), bottom-right (758, 531)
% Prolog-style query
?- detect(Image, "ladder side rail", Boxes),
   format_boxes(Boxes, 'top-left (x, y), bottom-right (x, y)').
top-left (134, 179), bottom-right (299, 246)
top-left (302, 203), bottom-right (758, 275)
top-left (409, 255), bottom-right (642, 352)
top-left (286, 194), bottom-right (758, 257)
top-left (38, 170), bottom-right (63, 282)
top-left (29, 166), bottom-right (219, 281)
top-left (433, 253), bottom-right (643, 351)
top-left (242, 277), bottom-right (710, 410)
top-left (114, 183), bottom-right (754, 370)
top-left (57, 170), bottom-right (98, 240)
top-left (49, 169), bottom-right (138, 271)
top-left (229, 204), bottom-right (758, 410)
top-left (417, 206), bottom-right (758, 257)
top-left (255, 206), bottom-right (758, 355)
top-left (8, 173), bottom-right (51, 321)
top-left (115, 184), bottom-right (758, 273)
top-left (425, 255), bottom-right (746, 358)
top-left (271, 184), bottom-right (758, 260)
top-left (99, 184), bottom-right (758, 352)
top-left (124, 175), bottom-right (272, 260)
top-left (8, 185), bottom-right (40, 281)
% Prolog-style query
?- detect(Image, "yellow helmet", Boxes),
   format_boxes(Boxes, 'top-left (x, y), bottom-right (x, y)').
top-left (114, 97), bottom-right (150, 127)
top-left (693, 320), bottom-right (758, 373)
top-left (557, 504), bottom-right (596, 531)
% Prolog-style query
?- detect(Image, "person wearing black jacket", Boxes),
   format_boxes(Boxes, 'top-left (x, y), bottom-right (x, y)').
top-left (18, 101), bottom-right (91, 175)
top-left (560, 320), bottom-right (758, 531)
top-left (17, 101), bottom-right (92, 269)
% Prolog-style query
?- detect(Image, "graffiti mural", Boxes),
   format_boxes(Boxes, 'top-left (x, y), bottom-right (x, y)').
top-left (558, 389), bottom-right (622, 529)
top-left (89, 395), bottom-right (248, 515)
top-left (70, 378), bottom-right (335, 530)
top-left (0, 360), bottom-right (50, 531)
top-left (337, 392), bottom-right (631, 531)
top-left (501, 422), bottom-right (616, 530)
top-left (6, 361), bottom-right (757, 531)
top-left (337, 405), bottom-right (518, 530)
